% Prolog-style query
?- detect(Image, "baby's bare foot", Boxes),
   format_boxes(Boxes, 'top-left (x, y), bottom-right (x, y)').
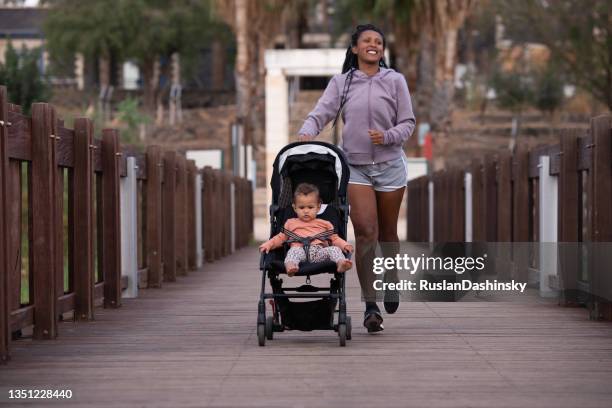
top-left (286, 263), bottom-right (298, 276)
top-left (336, 259), bottom-right (352, 273)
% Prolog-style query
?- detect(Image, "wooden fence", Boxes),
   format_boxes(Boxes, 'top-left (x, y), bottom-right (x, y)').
top-left (406, 115), bottom-right (612, 318)
top-left (0, 86), bottom-right (253, 363)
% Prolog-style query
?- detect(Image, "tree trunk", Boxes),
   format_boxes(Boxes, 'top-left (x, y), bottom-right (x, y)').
top-left (211, 40), bottom-right (225, 90)
top-left (140, 58), bottom-right (157, 114)
top-left (234, 0), bottom-right (251, 143)
top-left (430, 27), bottom-right (459, 132)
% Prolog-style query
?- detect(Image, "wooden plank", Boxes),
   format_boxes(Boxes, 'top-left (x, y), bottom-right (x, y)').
top-left (512, 145), bottom-right (530, 242)
top-left (30, 102), bottom-right (59, 340)
top-left (101, 129), bottom-right (122, 308)
top-left (0, 87), bottom-right (11, 361)
top-left (590, 116), bottom-right (612, 242)
top-left (212, 170), bottom-right (221, 260)
top-left (223, 172), bottom-right (230, 255)
top-left (9, 305), bottom-right (33, 333)
top-left (203, 167), bottom-right (213, 262)
top-left (471, 160), bottom-right (485, 242)
top-left (557, 128), bottom-right (581, 304)
top-left (72, 118), bottom-right (94, 320)
top-left (175, 155), bottom-right (188, 276)
top-left (6, 110), bottom-right (30, 161)
top-left (135, 154), bottom-right (147, 180)
top-left (7, 160), bottom-right (22, 313)
top-left (145, 145), bottom-right (163, 288)
top-left (92, 138), bottom-right (102, 172)
top-left (57, 127), bottom-right (74, 168)
top-left (589, 116), bottom-right (612, 317)
top-left (162, 150), bottom-right (177, 281)
top-left (187, 161), bottom-right (197, 269)
top-left (483, 157), bottom-right (497, 242)
top-left (497, 154), bottom-right (512, 242)
top-left (55, 167), bottom-right (65, 301)
top-left (137, 267), bottom-right (148, 289)
top-left (578, 134), bottom-right (593, 171)
top-left (57, 292), bottom-right (75, 315)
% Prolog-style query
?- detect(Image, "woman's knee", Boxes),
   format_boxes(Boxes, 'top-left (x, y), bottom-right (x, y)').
top-left (354, 223), bottom-right (378, 243)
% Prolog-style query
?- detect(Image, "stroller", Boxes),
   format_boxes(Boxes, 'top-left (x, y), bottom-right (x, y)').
top-left (258, 141), bottom-right (352, 346)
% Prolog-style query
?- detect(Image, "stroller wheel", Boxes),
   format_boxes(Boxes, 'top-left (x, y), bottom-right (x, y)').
top-left (338, 324), bottom-right (347, 347)
top-left (265, 316), bottom-right (274, 340)
top-left (346, 316), bottom-right (352, 340)
top-left (257, 324), bottom-right (266, 346)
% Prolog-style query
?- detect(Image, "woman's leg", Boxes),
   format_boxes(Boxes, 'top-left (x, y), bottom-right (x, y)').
top-left (375, 187), bottom-right (406, 312)
top-left (348, 184), bottom-right (379, 302)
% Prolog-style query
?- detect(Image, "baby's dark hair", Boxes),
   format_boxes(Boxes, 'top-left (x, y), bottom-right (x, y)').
top-left (293, 183), bottom-right (321, 202)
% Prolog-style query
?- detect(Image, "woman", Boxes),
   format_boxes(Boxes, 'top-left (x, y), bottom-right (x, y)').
top-left (298, 24), bottom-right (416, 332)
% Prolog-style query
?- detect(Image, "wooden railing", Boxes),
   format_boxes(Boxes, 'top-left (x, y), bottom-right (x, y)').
top-left (0, 86), bottom-right (253, 363)
top-left (406, 115), bottom-right (612, 318)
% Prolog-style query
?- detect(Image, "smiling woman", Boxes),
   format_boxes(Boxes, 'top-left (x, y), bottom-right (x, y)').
top-left (297, 24), bottom-right (416, 333)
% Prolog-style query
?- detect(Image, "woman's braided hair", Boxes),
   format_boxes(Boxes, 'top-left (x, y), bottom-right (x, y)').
top-left (332, 24), bottom-right (388, 127)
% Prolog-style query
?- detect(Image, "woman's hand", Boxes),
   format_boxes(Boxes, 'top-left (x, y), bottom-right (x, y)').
top-left (298, 134), bottom-right (315, 142)
top-left (368, 129), bottom-right (384, 145)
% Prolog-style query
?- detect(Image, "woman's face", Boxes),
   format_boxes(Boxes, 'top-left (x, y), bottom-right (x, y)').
top-left (352, 30), bottom-right (384, 66)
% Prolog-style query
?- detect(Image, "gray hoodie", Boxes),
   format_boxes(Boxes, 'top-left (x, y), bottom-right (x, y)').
top-left (298, 67), bottom-right (416, 165)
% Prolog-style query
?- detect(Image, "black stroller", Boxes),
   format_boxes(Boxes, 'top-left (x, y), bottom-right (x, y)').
top-left (258, 141), bottom-right (352, 346)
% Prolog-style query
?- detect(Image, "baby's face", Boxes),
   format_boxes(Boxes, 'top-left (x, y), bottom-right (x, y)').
top-left (292, 193), bottom-right (321, 222)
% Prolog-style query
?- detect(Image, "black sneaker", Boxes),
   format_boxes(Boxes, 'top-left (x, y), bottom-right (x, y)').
top-left (363, 304), bottom-right (384, 333)
top-left (383, 271), bottom-right (400, 314)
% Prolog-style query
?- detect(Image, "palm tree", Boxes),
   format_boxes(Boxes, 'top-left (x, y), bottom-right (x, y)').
top-left (213, 0), bottom-right (287, 152)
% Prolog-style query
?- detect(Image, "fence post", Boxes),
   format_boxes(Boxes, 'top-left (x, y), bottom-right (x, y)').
top-left (0, 87), bottom-right (10, 360)
top-left (162, 150), bottom-right (177, 281)
top-left (145, 145), bottom-right (163, 287)
top-left (212, 170), bottom-right (221, 260)
top-left (101, 129), bottom-right (122, 308)
top-left (590, 116), bottom-right (612, 319)
top-left (73, 118), bottom-right (95, 320)
top-left (120, 156), bottom-right (138, 298)
top-left (557, 129), bottom-right (581, 304)
top-left (195, 170), bottom-right (203, 268)
top-left (512, 145), bottom-right (530, 282)
top-left (31, 103), bottom-right (59, 338)
top-left (187, 160), bottom-right (197, 269)
top-left (175, 155), bottom-right (188, 275)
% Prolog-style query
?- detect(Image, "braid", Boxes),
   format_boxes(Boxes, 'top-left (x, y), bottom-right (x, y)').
top-left (334, 23), bottom-right (387, 127)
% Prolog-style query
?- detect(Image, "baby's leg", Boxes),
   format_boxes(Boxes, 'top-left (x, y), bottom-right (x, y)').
top-left (314, 246), bottom-right (352, 273)
top-left (284, 247), bottom-right (306, 276)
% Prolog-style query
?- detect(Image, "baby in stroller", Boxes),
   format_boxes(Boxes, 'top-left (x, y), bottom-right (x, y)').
top-left (259, 183), bottom-right (353, 275)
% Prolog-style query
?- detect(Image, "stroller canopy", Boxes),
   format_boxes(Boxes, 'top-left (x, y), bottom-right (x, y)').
top-left (270, 142), bottom-right (350, 205)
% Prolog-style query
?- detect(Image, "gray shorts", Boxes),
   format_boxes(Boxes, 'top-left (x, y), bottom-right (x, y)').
top-left (348, 155), bottom-right (408, 192)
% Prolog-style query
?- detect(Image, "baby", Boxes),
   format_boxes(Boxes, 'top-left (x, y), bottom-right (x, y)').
top-left (259, 183), bottom-right (353, 276)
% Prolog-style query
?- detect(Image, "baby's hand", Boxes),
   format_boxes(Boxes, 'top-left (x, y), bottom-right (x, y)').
top-left (343, 244), bottom-right (354, 253)
top-left (259, 242), bottom-right (272, 253)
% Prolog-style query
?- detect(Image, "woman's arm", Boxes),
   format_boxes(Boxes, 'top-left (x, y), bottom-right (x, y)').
top-left (383, 75), bottom-right (416, 145)
top-left (298, 76), bottom-right (341, 138)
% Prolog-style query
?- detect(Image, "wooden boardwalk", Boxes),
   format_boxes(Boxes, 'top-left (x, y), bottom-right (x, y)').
top-left (1, 246), bottom-right (612, 407)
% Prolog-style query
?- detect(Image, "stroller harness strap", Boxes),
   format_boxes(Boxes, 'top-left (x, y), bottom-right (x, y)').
top-left (281, 227), bottom-right (336, 263)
